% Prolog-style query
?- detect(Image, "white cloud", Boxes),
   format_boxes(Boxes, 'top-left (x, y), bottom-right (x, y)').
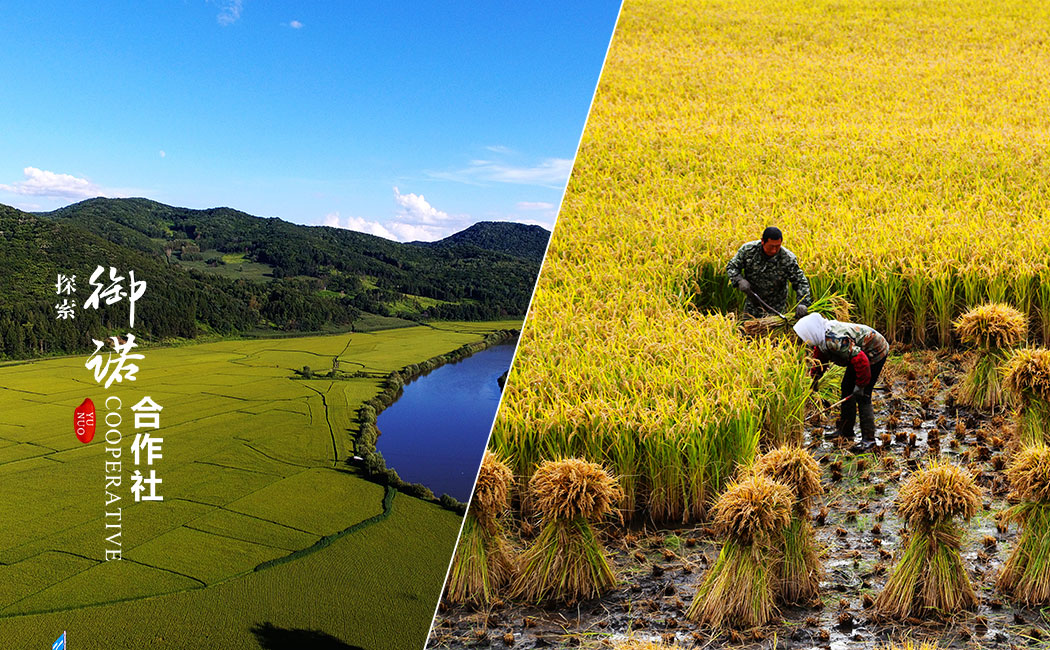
top-left (393, 187), bottom-right (450, 224)
top-left (429, 157), bottom-right (573, 188)
top-left (485, 145), bottom-right (513, 154)
top-left (515, 201), bottom-right (554, 211)
top-left (344, 216), bottom-right (396, 240)
top-left (0, 167), bottom-right (105, 200)
top-left (214, 0), bottom-right (243, 25)
top-left (323, 212), bottom-right (396, 240)
top-left (320, 189), bottom-right (464, 243)
top-left (159, 150), bottom-right (166, 158)
top-left (387, 222), bottom-right (446, 242)
top-left (289, 20), bottom-right (303, 29)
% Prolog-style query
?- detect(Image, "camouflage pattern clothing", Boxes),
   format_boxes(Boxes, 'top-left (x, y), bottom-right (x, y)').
top-left (812, 320), bottom-right (889, 387)
top-left (725, 241), bottom-right (812, 316)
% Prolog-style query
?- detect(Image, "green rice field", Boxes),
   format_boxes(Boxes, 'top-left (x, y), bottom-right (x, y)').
top-left (0, 322), bottom-right (517, 648)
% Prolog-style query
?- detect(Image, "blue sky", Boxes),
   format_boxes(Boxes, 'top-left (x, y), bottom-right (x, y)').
top-left (0, 2), bottom-right (621, 241)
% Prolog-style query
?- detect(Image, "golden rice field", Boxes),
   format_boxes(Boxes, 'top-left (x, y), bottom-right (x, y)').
top-left (489, 0), bottom-right (1050, 524)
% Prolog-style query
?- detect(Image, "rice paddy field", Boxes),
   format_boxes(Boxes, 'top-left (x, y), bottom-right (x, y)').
top-left (430, 1), bottom-right (1050, 648)
top-left (0, 321), bottom-right (516, 649)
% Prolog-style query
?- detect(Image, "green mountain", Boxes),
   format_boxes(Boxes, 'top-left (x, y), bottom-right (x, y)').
top-left (417, 221), bottom-right (551, 262)
top-left (0, 198), bottom-right (545, 359)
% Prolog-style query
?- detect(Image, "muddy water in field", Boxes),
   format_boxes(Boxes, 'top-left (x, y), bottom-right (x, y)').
top-left (376, 342), bottom-right (516, 502)
top-left (427, 351), bottom-right (1043, 650)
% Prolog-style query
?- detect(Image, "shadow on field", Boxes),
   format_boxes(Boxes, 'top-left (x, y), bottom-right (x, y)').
top-left (251, 622), bottom-right (364, 650)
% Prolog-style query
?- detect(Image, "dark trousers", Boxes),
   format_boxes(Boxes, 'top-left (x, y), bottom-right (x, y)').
top-left (838, 358), bottom-right (885, 434)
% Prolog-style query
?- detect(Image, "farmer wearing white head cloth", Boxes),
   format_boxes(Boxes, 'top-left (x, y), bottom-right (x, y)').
top-left (794, 313), bottom-right (890, 452)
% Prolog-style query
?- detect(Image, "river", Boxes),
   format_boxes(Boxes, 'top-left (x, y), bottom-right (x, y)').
top-left (375, 341), bottom-right (516, 502)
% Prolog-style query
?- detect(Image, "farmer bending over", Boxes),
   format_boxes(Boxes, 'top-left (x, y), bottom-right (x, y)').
top-left (726, 226), bottom-right (812, 318)
top-left (794, 313), bottom-right (889, 452)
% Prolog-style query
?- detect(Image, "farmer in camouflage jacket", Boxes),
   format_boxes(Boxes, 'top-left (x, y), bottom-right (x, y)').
top-left (794, 313), bottom-right (890, 452)
top-left (726, 227), bottom-right (812, 317)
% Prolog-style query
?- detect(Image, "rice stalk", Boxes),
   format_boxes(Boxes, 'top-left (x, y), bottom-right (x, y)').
top-left (777, 516), bottom-right (822, 605)
top-left (754, 446), bottom-right (823, 604)
top-left (930, 271), bottom-right (957, 348)
top-left (445, 515), bottom-right (517, 605)
top-left (906, 268), bottom-right (929, 346)
top-left (852, 269), bottom-right (879, 330)
top-left (1012, 271), bottom-right (1034, 325)
top-left (953, 303), bottom-right (1027, 410)
top-left (1039, 271), bottom-right (1050, 346)
top-left (878, 269), bottom-right (905, 343)
top-left (998, 445), bottom-right (1050, 604)
top-left (511, 516), bottom-right (617, 604)
top-left (998, 502), bottom-right (1050, 605)
top-left (957, 351), bottom-right (1011, 411)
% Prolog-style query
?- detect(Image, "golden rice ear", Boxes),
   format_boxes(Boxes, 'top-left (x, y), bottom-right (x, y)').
top-left (472, 450), bottom-right (514, 521)
top-left (529, 458), bottom-right (623, 521)
top-left (754, 445), bottom-right (823, 508)
top-left (955, 303), bottom-right (1028, 349)
top-left (896, 459), bottom-right (981, 528)
top-left (1006, 445), bottom-right (1050, 502)
top-left (712, 474), bottom-right (793, 544)
top-left (1004, 348), bottom-right (1050, 403)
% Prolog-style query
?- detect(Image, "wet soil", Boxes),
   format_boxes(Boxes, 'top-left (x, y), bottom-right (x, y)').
top-left (427, 351), bottom-right (1047, 650)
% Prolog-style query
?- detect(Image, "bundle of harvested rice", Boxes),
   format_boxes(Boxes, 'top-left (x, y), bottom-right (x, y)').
top-left (686, 474), bottom-right (793, 628)
top-left (446, 450), bottom-right (517, 604)
top-left (956, 303), bottom-right (1029, 350)
top-left (874, 460), bottom-right (982, 619)
top-left (1004, 349), bottom-right (1050, 446)
top-left (511, 458), bottom-right (623, 604)
top-left (998, 445), bottom-right (1050, 604)
top-left (955, 304), bottom-right (1028, 409)
top-left (754, 446), bottom-right (824, 604)
top-left (741, 292), bottom-right (852, 338)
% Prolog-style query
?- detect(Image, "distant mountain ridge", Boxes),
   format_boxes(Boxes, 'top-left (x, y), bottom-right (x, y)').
top-left (416, 221), bottom-right (550, 262)
top-left (0, 197), bottom-right (547, 359)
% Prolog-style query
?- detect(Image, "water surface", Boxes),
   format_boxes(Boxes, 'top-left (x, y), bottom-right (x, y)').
top-left (376, 342), bottom-right (516, 501)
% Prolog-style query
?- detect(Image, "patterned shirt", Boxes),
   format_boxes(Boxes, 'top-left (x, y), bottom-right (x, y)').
top-left (725, 241), bottom-right (812, 315)
top-left (813, 320), bottom-right (889, 386)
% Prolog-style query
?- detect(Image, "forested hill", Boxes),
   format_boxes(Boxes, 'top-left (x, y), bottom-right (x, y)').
top-left (416, 221), bottom-right (551, 262)
top-left (0, 198), bottom-right (547, 359)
